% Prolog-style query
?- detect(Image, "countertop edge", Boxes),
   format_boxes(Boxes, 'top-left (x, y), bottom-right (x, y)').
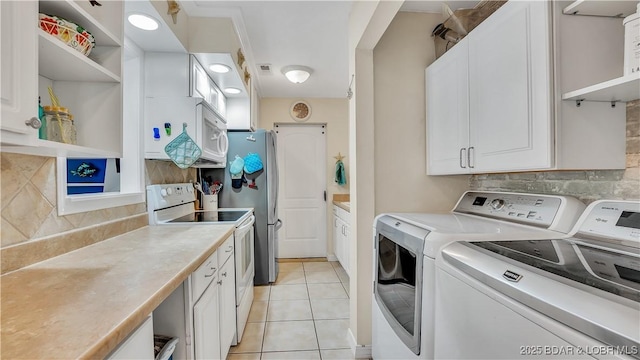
top-left (333, 201), bottom-right (350, 212)
top-left (1, 224), bottom-right (236, 360)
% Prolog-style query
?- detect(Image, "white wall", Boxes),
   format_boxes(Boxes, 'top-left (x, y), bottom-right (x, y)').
top-left (259, 98), bottom-right (350, 259)
top-left (373, 12), bottom-right (469, 214)
top-left (347, 1), bottom-right (402, 354)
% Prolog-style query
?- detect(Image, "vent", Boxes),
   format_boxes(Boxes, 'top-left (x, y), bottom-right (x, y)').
top-left (258, 64), bottom-right (272, 74)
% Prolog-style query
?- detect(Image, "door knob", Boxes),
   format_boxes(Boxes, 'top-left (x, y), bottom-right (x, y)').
top-left (25, 117), bottom-right (42, 129)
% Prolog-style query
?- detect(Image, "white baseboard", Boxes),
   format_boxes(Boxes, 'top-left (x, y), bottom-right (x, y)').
top-left (327, 254), bottom-right (338, 261)
top-left (348, 328), bottom-right (372, 359)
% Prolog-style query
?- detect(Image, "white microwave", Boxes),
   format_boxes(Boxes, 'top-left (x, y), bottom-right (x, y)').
top-left (144, 97), bottom-right (228, 167)
top-left (197, 102), bottom-right (228, 165)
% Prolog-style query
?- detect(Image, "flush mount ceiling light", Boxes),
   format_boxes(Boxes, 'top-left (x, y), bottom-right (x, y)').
top-left (282, 65), bottom-right (313, 84)
top-left (224, 87), bottom-right (242, 94)
top-left (128, 14), bottom-right (159, 31)
top-left (209, 64), bottom-right (231, 73)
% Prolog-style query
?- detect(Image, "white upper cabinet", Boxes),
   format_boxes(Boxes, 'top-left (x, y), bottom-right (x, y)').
top-left (144, 52), bottom-right (190, 98)
top-left (1, 1), bottom-right (39, 144)
top-left (426, 38), bottom-right (470, 175)
top-left (144, 53), bottom-right (226, 115)
top-left (426, 0), bottom-right (627, 175)
top-left (1, 0), bottom-right (124, 158)
top-left (468, 0), bottom-right (552, 172)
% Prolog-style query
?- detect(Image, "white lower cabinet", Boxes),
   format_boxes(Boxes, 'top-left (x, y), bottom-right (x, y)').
top-left (107, 315), bottom-right (154, 360)
top-left (152, 234), bottom-right (237, 360)
top-left (217, 234), bottom-right (237, 358)
top-left (332, 206), bottom-right (350, 277)
top-left (219, 252), bottom-right (237, 359)
top-left (193, 281), bottom-right (221, 360)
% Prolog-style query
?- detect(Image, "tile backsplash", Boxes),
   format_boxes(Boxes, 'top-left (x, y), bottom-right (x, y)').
top-left (0, 154), bottom-right (195, 273)
top-left (470, 100), bottom-right (640, 203)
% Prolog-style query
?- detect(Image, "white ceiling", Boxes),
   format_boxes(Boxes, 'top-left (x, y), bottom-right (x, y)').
top-left (127, 1), bottom-right (481, 99)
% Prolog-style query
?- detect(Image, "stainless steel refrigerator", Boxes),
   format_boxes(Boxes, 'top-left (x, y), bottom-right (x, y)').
top-left (217, 130), bottom-right (281, 284)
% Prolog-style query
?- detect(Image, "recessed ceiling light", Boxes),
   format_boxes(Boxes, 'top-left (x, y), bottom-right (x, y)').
top-left (128, 14), bottom-right (159, 31)
top-left (224, 87), bottom-right (242, 94)
top-left (209, 64), bottom-right (231, 73)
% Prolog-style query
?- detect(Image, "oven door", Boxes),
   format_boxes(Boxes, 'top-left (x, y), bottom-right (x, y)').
top-left (198, 103), bottom-right (228, 164)
top-left (374, 215), bottom-right (428, 355)
top-left (235, 214), bottom-right (255, 303)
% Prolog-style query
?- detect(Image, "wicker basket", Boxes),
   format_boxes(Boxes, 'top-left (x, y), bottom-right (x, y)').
top-left (38, 13), bottom-right (95, 56)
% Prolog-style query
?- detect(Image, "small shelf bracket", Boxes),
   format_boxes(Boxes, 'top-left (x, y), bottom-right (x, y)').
top-left (572, 99), bottom-right (622, 108)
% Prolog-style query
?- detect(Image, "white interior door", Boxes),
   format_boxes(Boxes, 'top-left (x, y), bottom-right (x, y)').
top-left (275, 124), bottom-right (327, 258)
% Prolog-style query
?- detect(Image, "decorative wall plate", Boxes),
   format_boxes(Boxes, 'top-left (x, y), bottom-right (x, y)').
top-left (290, 100), bottom-right (311, 122)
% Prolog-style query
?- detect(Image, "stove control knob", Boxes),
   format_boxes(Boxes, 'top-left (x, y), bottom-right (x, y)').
top-left (490, 199), bottom-right (506, 211)
top-left (160, 188), bottom-right (168, 197)
top-left (167, 188), bottom-right (174, 196)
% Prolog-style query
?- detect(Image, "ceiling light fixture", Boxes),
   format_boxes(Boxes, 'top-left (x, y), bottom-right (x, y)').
top-left (209, 64), bottom-right (231, 73)
top-left (282, 65), bottom-right (313, 84)
top-left (224, 87), bottom-right (242, 94)
top-left (128, 14), bottom-right (159, 31)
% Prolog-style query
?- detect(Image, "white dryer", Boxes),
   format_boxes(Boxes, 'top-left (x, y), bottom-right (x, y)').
top-left (434, 200), bottom-right (640, 359)
top-left (372, 191), bottom-right (586, 360)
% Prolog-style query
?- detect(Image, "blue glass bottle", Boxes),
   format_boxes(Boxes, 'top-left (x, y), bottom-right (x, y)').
top-left (38, 96), bottom-right (47, 140)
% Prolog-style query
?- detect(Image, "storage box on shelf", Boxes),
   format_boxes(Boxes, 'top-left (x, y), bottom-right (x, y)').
top-left (426, 0), bottom-right (628, 175)
top-left (1, 0), bottom-right (124, 158)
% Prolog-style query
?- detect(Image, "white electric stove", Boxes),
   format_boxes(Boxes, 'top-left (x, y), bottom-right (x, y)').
top-left (147, 183), bottom-right (255, 346)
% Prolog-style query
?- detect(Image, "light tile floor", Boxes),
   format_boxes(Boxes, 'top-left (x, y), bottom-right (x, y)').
top-left (228, 261), bottom-right (353, 360)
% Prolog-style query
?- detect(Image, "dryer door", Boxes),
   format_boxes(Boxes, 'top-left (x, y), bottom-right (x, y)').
top-left (374, 215), bottom-right (428, 355)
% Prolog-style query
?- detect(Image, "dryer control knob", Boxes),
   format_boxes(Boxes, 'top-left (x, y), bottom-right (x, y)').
top-left (160, 188), bottom-right (168, 197)
top-left (490, 199), bottom-right (506, 210)
top-left (167, 188), bottom-right (173, 196)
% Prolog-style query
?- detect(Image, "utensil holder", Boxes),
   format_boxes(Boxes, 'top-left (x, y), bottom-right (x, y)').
top-left (203, 194), bottom-right (218, 211)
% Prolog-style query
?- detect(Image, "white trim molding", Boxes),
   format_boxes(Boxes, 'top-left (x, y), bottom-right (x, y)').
top-left (348, 327), bottom-right (372, 359)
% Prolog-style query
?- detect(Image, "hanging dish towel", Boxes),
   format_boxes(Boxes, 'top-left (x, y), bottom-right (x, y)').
top-left (335, 159), bottom-right (347, 186)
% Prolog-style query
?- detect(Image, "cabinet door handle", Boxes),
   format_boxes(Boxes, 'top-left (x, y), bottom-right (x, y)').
top-left (217, 280), bottom-right (223, 285)
top-left (204, 266), bottom-right (217, 277)
top-left (460, 148), bottom-right (467, 168)
top-left (222, 272), bottom-right (227, 277)
top-left (225, 247), bottom-right (233, 253)
top-left (468, 147), bottom-right (475, 168)
top-left (25, 117), bottom-right (42, 129)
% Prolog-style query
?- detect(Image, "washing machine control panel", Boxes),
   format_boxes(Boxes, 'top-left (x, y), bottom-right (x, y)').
top-left (456, 191), bottom-right (563, 228)
top-left (576, 200), bottom-right (640, 244)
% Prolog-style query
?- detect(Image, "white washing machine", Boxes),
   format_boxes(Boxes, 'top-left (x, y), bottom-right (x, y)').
top-left (372, 191), bottom-right (586, 360)
top-left (435, 200), bottom-right (640, 359)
